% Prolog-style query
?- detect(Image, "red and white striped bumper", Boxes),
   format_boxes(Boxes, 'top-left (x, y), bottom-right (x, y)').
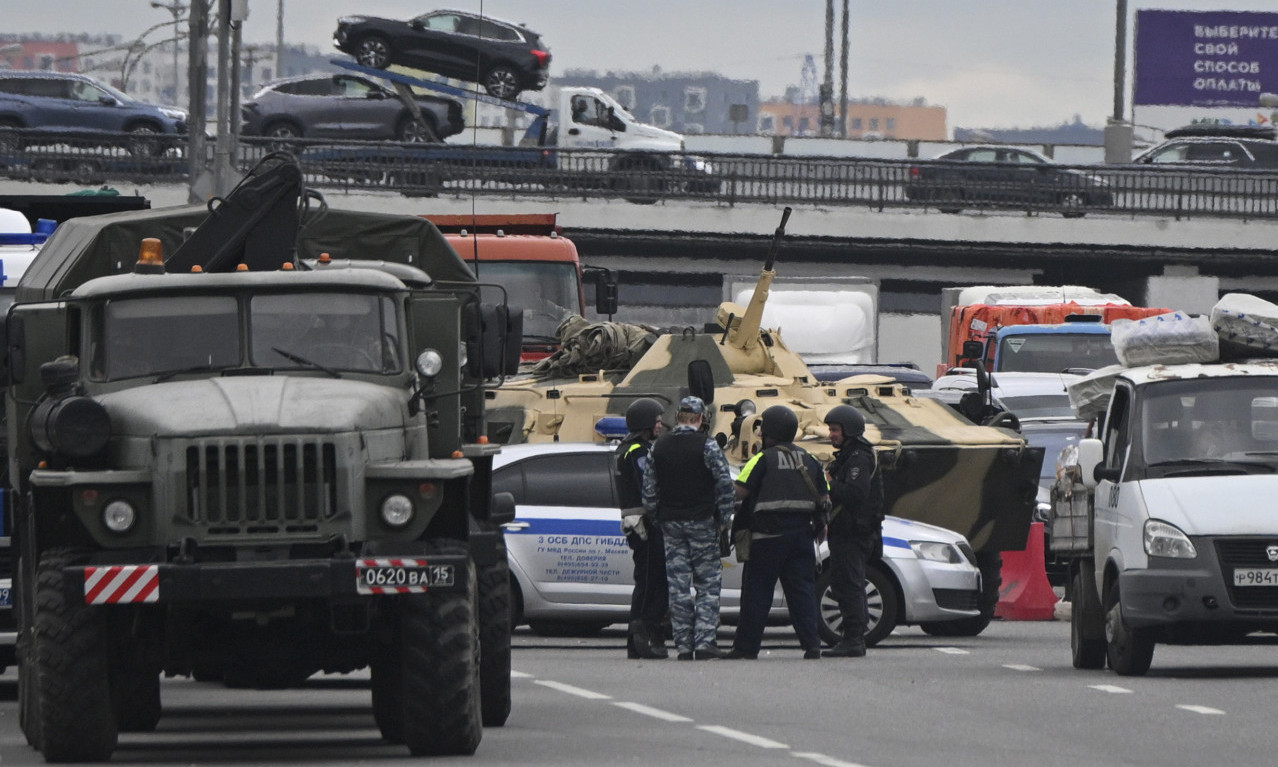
top-left (84, 565), bottom-right (160, 604)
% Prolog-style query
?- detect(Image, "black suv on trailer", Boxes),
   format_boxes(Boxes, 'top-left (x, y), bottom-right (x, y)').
top-left (334, 9), bottom-right (551, 100)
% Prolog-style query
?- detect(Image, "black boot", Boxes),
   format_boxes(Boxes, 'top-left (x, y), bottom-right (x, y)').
top-left (629, 621), bottom-right (668, 659)
top-left (822, 636), bottom-right (866, 658)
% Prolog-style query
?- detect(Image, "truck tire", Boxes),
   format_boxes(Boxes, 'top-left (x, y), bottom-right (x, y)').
top-left (815, 563), bottom-right (899, 647)
top-left (15, 558), bottom-right (42, 750)
top-left (477, 549), bottom-right (513, 727)
top-left (1070, 565), bottom-right (1107, 669)
top-left (33, 547), bottom-right (118, 762)
top-left (401, 543), bottom-right (481, 756)
top-left (612, 158), bottom-right (666, 204)
top-left (370, 624), bottom-right (404, 745)
top-left (1104, 579), bottom-right (1154, 676)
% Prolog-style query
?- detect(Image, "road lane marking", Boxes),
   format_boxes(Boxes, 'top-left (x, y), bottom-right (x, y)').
top-left (1003, 663), bottom-right (1041, 672)
top-left (1089, 684), bottom-right (1133, 694)
top-left (697, 725), bottom-right (789, 749)
top-left (534, 679), bottom-right (612, 700)
top-left (934, 647), bottom-right (969, 655)
top-left (612, 701), bottom-right (693, 722)
top-left (511, 670), bottom-right (533, 678)
top-left (792, 752), bottom-right (875, 767)
top-left (1176, 704), bottom-right (1225, 715)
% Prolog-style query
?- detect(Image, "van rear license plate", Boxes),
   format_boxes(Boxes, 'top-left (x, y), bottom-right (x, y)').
top-left (1233, 568), bottom-right (1278, 587)
top-left (0, 585), bottom-right (10, 608)
top-left (356, 559), bottom-right (454, 594)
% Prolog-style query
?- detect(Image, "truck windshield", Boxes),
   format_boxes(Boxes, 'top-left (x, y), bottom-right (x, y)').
top-left (95, 295), bottom-right (240, 380)
top-left (1141, 380), bottom-right (1278, 464)
top-left (996, 332), bottom-right (1118, 373)
top-left (475, 262), bottom-right (581, 340)
top-left (249, 293), bottom-right (401, 373)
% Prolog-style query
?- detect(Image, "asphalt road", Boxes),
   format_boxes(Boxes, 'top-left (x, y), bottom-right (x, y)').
top-left (3, 619), bottom-right (1278, 766)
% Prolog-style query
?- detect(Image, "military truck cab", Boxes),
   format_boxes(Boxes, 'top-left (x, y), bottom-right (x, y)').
top-left (1055, 362), bottom-right (1278, 675)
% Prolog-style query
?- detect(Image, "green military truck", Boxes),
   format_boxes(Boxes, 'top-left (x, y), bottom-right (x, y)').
top-left (5, 156), bottom-right (519, 761)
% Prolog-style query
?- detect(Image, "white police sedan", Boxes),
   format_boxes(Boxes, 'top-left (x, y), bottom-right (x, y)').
top-left (493, 442), bottom-right (984, 646)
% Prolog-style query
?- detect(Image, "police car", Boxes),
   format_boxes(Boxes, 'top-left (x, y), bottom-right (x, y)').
top-left (494, 442), bottom-right (984, 646)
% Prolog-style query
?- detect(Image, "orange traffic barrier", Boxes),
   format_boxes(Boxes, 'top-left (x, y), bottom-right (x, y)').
top-left (995, 521), bottom-right (1059, 621)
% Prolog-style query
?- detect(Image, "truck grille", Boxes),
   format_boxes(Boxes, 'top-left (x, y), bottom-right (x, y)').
top-left (184, 438), bottom-right (338, 534)
top-left (1217, 538), bottom-right (1278, 611)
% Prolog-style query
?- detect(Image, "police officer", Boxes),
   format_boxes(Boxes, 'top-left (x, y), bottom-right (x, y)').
top-left (642, 396), bottom-right (735, 661)
top-left (727, 406), bottom-right (828, 660)
top-left (615, 397), bottom-right (669, 660)
top-left (822, 405), bottom-right (884, 658)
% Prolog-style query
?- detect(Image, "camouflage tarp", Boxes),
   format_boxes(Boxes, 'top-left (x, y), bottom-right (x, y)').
top-left (530, 315), bottom-right (657, 377)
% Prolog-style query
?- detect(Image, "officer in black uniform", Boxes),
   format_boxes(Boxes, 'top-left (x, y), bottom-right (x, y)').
top-left (822, 405), bottom-right (884, 658)
top-left (726, 406), bottom-right (828, 660)
top-left (615, 397), bottom-right (669, 659)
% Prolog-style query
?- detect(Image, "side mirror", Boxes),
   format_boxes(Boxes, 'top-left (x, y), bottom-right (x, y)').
top-left (1077, 438), bottom-right (1106, 489)
top-left (961, 339), bottom-right (984, 363)
top-left (490, 491), bottom-right (517, 526)
top-left (466, 303), bottom-right (523, 379)
top-left (583, 267), bottom-right (618, 317)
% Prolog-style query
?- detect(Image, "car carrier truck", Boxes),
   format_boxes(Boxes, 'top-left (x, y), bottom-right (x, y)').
top-left (5, 154), bottom-right (520, 760)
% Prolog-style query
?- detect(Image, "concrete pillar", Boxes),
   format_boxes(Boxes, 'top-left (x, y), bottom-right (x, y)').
top-left (1145, 265), bottom-right (1220, 315)
top-left (1104, 120), bottom-right (1133, 164)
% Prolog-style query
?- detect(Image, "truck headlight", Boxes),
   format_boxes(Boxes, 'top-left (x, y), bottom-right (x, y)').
top-left (910, 540), bottom-right (963, 564)
top-left (1144, 519), bottom-right (1197, 559)
top-left (380, 494), bottom-right (415, 528)
top-left (416, 349), bottom-right (443, 378)
top-left (102, 499), bottom-right (137, 533)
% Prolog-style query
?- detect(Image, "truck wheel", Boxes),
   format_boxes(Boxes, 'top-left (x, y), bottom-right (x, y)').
top-left (1070, 566), bottom-right (1107, 669)
top-left (477, 548), bottom-right (512, 727)
top-left (613, 164), bottom-right (666, 205)
top-left (112, 669), bottom-right (161, 732)
top-left (815, 563), bottom-right (898, 647)
top-left (15, 553), bottom-right (42, 749)
top-left (1104, 579), bottom-right (1154, 676)
top-left (33, 548), bottom-right (118, 762)
top-left (400, 543), bottom-right (481, 756)
top-left (370, 622), bottom-right (404, 744)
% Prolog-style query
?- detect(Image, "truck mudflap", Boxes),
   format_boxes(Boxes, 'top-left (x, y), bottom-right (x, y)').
top-left (68, 553), bottom-right (471, 605)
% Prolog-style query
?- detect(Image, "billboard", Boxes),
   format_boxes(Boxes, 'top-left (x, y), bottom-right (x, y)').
top-left (1134, 10), bottom-right (1278, 107)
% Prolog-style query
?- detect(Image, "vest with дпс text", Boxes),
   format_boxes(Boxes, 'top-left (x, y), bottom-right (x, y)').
top-left (650, 430), bottom-right (716, 522)
top-left (738, 444), bottom-right (825, 534)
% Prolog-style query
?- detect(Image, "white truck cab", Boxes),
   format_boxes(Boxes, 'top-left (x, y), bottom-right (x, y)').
top-left (555, 86), bottom-right (685, 153)
top-left (1055, 361), bottom-right (1278, 675)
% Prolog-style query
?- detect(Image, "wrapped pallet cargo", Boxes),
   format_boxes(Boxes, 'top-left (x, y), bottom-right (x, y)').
top-left (1109, 311), bottom-right (1218, 367)
top-left (1210, 293), bottom-right (1278, 360)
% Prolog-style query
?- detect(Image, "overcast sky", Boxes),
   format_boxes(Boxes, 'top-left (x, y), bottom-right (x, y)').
top-left (6, 0), bottom-right (1278, 129)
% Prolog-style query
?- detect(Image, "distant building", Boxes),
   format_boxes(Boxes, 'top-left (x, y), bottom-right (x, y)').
top-left (953, 115), bottom-right (1104, 146)
top-left (758, 93), bottom-right (947, 141)
top-left (552, 67), bottom-right (760, 135)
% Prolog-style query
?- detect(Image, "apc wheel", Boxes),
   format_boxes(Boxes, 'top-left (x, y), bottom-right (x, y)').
top-left (355, 35), bottom-right (392, 69)
top-left (33, 548), bottom-right (118, 762)
top-left (397, 116), bottom-right (439, 143)
top-left (478, 552), bottom-right (512, 727)
top-left (1105, 579), bottom-right (1154, 676)
top-left (401, 543), bottom-right (481, 756)
top-left (112, 669), bottom-right (161, 732)
top-left (482, 66), bottom-right (522, 100)
top-left (1071, 566), bottom-right (1107, 669)
top-left (816, 563), bottom-right (898, 647)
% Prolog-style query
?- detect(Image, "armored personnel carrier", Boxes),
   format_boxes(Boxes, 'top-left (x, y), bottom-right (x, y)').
top-left (485, 209), bottom-right (1044, 632)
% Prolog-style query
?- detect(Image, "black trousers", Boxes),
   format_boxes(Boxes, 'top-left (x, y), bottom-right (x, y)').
top-left (827, 528), bottom-right (875, 640)
top-left (628, 524), bottom-right (668, 631)
top-left (733, 526), bottom-right (821, 654)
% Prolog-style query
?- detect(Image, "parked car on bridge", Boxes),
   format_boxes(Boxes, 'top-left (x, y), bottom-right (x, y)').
top-left (905, 145), bottom-right (1113, 218)
top-left (0, 70), bottom-right (187, 156)
top-left (493, 442), bottom-right (984, 646)
top-left (241, 72), bottom-right (464, 144)
top-left (333, 9), bottom-right (551, 100)
top-left (1132, 125), bottom-right (1278, 170)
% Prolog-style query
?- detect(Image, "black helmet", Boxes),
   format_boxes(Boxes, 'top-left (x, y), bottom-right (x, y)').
top-left (625, 398), bottom-right (665, 432)
top-left (823, 405), bottom-right (865, 440)
top-left (760, 405), bottom-right (799, 443)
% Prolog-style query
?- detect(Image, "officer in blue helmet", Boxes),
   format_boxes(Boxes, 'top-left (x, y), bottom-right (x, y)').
top-left (822, 404), bottom-right (884, 658)
top-left (615, 397), bottom-right (669, 659)
top-left (642, 395), bottom-right (735, 660)
top-left (726, 405), bottom-right (829, 660)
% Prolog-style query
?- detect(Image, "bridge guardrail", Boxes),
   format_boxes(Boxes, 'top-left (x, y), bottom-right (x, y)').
top-left (3, 130), bottom-right (1278, 220)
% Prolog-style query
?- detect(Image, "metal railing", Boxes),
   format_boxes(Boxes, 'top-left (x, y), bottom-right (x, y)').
top-left (4, 129), bottom-right (1278, 221)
